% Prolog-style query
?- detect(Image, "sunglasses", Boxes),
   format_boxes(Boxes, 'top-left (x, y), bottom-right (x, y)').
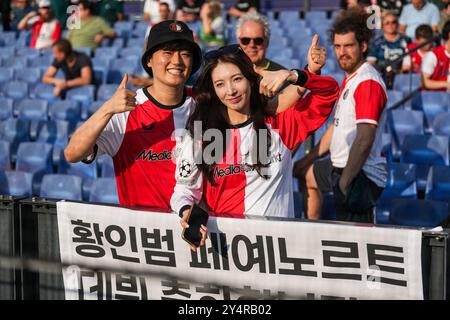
top-left (384, 20), bottom-right (398, 25)
top-left (239, 37), bottom-right (265, 46)
top-left (204, 44), bottom-right (243, 62)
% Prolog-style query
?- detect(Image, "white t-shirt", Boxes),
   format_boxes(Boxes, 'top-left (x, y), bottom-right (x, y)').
top-left (143, 0), bottom-right (176, 23)
top-left (330, 62), bottom-right (388, 188)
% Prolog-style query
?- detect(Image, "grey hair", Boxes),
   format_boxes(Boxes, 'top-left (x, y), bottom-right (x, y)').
top-left (235, 12), bottom-right (271, 41)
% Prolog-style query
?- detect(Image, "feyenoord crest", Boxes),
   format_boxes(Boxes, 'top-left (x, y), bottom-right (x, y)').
top-left (179, 159), bottom-right (193, 178)
top-left (169, 22), bottom-right (183, 32)
top-left (343, 89), bottom-right (349, 100)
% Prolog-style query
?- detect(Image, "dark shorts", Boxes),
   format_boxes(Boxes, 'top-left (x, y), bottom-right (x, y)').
top-left (313, 157), bottom-right (384, 223)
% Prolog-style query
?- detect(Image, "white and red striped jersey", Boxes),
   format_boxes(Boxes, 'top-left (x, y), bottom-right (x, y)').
top-left (329, 62), bottom-right (388, 188)
top-left (171, 73), bottom-right (339, 218)
top-left (421, 45), bottom-right (450, 91)
top-left (86, 87), bottom-right (194, 209)
top-left (29, 18), bottom-right (61, 49)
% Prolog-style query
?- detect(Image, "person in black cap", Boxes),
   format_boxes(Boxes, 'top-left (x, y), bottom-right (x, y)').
top-left (65, 19), bottom-right (203, 209)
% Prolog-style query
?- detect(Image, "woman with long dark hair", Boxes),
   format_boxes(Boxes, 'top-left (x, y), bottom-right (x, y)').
top-left (170, 44), bottom-right (339, 250)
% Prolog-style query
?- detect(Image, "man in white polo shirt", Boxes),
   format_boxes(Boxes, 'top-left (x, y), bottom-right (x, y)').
top-left (294, 9), bottom-right (388, 223)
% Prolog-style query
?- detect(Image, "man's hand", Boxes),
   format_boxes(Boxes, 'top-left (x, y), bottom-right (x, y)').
top-left (94, 34), bottom-right (104, 43)
top-left (53, 80), bottom-right (67, 97)
top-left (25, 11), bottom-right (37, 20)
top-left (307, 34), bottom-right (326, 74)
top-left (103, 73), bottom-right (137, 114)
top-left (254, 65), bottom-right (297, 98)
top-left (180, 208), bottom-right (208, 252)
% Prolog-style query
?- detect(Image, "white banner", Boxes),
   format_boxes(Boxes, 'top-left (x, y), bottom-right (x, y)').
top-left (57, 201), bottom-right (424, 300)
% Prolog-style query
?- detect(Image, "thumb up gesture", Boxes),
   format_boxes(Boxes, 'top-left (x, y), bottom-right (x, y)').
top-left (307, 34), bottom-right (326, 74)
top-left (105, 73), bottom-right (137, 114)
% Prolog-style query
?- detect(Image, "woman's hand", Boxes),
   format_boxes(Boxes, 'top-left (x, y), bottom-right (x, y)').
top-left (180, 208), bottom-right (208, 252)
top-left (254, 66), bottom-right (297, 98)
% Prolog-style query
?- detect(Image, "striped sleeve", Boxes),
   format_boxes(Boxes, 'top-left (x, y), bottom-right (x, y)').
top-left (354, 79), bottom-right (387, 126)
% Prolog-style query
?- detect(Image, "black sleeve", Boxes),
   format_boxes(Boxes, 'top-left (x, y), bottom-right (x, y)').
top-left (77, 53), bottom-right (93, 69)
top-left (51, 59), bottom-right (61, 69)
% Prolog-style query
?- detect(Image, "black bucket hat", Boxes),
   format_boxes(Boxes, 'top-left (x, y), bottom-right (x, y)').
top-left (141, 20), bottom-right (202, 77)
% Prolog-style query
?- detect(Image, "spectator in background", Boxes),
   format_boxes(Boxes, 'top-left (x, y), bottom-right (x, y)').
top-left (1, 0), bottom-right (11, 31)
top-left (143, 0), bottom-right (175, 23)
top-left (18, 0), bottom-right (61, 50)
top-left (403, 24), bottom-right (434, 73)
top-left (438, 2), bottom-right (450, 32)
top-left (130, 2), bottom-right (171, 87)
top-left (367, 12), bottom-right (410, 87)
top-left (199, 0), bottom-right (225, 47)
top-left (176, 0), bottom-right (204, 23)
top-left (421, 20), bottom-right (450, 90)
top-left (236, 12), bottom-right (285, 71)
top-left (377, 0), bottom-right (407, 16)
top-left (42, 38), bottom-right (93, 97)
top-left (96, 0), bottom-right (125, 27)
top-left (399, 0), bottom-right (440, 39)
top-left (294, 9), bottom-right (387, 223)
top-left (10, 0), bottom-right (35, 31)
top-left (67, 0), bottom-right (116, 51)
top-left (228, 0), bottom-right (259, 18)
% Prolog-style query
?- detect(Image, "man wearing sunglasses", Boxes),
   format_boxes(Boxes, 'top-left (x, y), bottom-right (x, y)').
top-left (367, 12), bottom-right (411, 88)
top-left (236, 12), bottom-right (285, 72)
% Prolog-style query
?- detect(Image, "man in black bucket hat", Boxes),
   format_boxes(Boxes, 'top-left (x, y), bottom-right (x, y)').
top-left (64, 20), bottom-right (204, 209)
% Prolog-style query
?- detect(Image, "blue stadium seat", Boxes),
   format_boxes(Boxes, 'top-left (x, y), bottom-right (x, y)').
top-left (16, 47), bottom-right (40, 59)
top-left (114, 21), bottom-right (134, 38)
top-left (112, 38), bottom-right (125, 48)
top-left (0, 140), bottom-right (11, 170)
top-left (393, 74), bottom-right (421, 93)
top-left (127, 37), bottom-right (145, 48)
top-left (58, 159), bottom-right (98, 200)
top-left (97, 84), bottom-right (118, 102)
top-left (40, 174), bottom-right (83, 200)
top-left (305, 11), bottom-right (328, 24)
top-left (387, 109), bottom-right (423, 159)
top-left (36, 119), bottom-right (69, 164)
top-left (92, 57), bottom-right (111, 84)
top-left (432, 112), bottom-right (450, 136)
top-left (0, 118), bottom-right (30, 162)
top-left (376, 163), bottom-right (417, 224)
top-left (386, 90), bottom-right (403, 109)
top-left (0, 32), bottom-right (17, 47)
top-left (87, 101), bottom-right (105, 117)
top-left (0, 47), bottom-right (14, 59)
top-left (95, 47), bottom-right (119, 60)
top-left (0, 67), bottom-right (14, 84)
top-left (1, 81), bottom-right (28, 100)
top-left (400, 134), bottom-right (449, 190)
top-left (15, 67), bottom-right (41, 85)
top-left (107, 59), bottom-right (138, 84)
top-left (28, 55), bottom-right (53, 73)
top-left (0, 98), bottom-right (13, 121)
top-left (76, 47), bottom-right (92, 57)
top-left (278, 11), bottom-right (301, 27)
top-left (401, 134), bottom-right (449, 166)
top-left (31, 83), bottom-right (57, 103)
top-left (412, 91), bottom-right (449, 133)
top-left (16, 99), bottom-right (48, 120)
top-left (98, 155), bottom-right (115, 177)
top-left (3, 56), bottom-right (27, 69)
top-left (389, 199), bottom-right (449, 228)
top-left (425, 165), bottom-right (450, 203)
top-left (0, 171), bottom-right (33, 196)
top-left (16, 142), bottom-right (53, 194)
top-left (48, 100), bottom-right (81, 130)
top-left (65, 85), bottom-right (95, 119)
top-left (119, 47), bottom-right (142, 59)
top-left (89, 177), bottom-right (119, 204)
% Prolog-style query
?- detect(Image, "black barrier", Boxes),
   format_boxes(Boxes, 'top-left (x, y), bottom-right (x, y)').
top-left (0, 195), bottom-right (23, 300)
top-left (9, 197), bottom-right (450, 300)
